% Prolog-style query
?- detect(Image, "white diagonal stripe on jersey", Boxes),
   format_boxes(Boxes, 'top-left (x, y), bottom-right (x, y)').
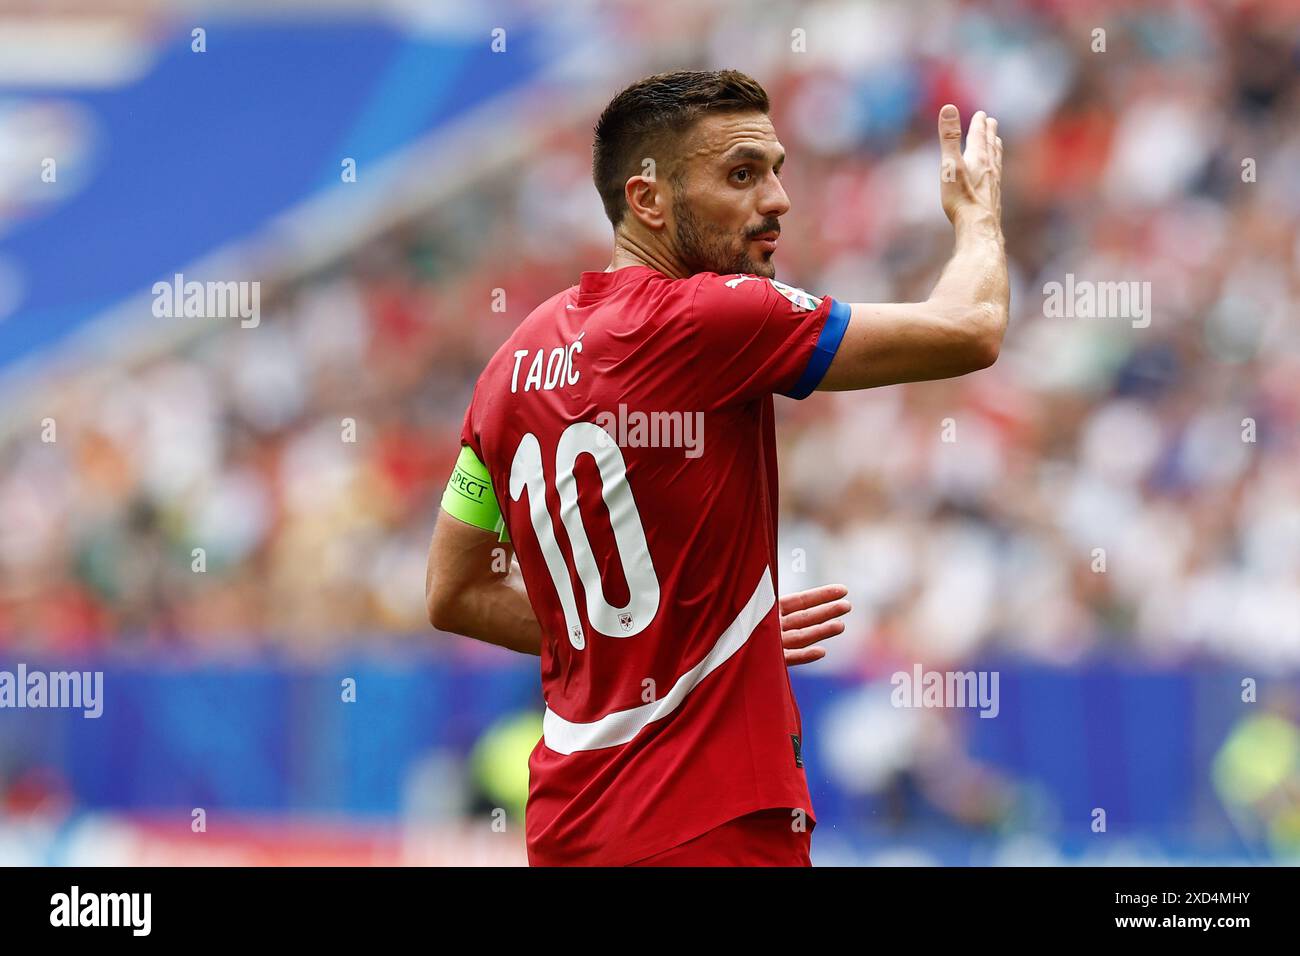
top-left (541, 567), bottom-right (777, 755)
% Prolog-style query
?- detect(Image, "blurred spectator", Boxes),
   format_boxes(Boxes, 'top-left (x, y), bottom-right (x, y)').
top-left (0, 0), bottom-right (1296, 678)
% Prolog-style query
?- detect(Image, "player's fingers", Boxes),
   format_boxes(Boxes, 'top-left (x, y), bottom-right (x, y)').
top-left (784, 646), bottom-right (827, 667)
top-left (781, 618), bottom-right (846, 650)
top-left (781, 598), bottom-right (852, 631)
top-left (779, 583), bottom-right (848, 615)
top-left (986, 115), bottom-right (998, 166)
top-left (937, 103), bottom-right (965, 179)
top-left (964, 110), bottom-right (987, 169)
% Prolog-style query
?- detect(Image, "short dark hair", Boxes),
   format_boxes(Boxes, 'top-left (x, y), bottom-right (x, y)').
top-left (592, 69), bottom-right (771, 228)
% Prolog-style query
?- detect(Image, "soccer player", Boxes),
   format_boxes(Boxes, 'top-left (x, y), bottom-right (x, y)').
top-left (426, 70), bottom-right (1008, 866)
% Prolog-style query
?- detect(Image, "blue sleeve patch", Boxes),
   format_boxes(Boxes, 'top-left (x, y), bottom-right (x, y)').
top-left (784, 297), bottom-right (851, 399)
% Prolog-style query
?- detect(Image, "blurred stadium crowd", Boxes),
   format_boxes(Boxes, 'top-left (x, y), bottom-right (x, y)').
top-left (0, 0), bottom-right (1297, 678)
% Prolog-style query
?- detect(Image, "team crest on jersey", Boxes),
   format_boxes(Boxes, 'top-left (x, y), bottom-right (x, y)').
top-left (618, 612), bottom-right (633, 631)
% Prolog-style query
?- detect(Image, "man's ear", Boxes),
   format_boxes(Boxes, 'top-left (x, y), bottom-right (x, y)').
top-left (623, 169), bottom-right (668, 231)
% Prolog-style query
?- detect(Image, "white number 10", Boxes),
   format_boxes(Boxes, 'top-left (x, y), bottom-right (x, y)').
top-left (509, 423), bottom-right (661, 649)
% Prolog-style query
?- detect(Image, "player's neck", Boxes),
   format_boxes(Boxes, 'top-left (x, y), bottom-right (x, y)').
top-left (606, 235), bottom-right (688, 280)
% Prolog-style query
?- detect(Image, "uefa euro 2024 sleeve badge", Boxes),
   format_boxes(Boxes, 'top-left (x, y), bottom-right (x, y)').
top-left (723, 274), bottom-right (823, 312)
top-left (768, 279), bottom-right (822, 312)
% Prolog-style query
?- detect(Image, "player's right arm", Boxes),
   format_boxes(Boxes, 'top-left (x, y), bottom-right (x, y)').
top-left (818, 106), bottom-right (1009, 391)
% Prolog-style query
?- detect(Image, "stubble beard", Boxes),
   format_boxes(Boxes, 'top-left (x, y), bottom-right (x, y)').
top-left (672, 193), bottom-right (775, 279)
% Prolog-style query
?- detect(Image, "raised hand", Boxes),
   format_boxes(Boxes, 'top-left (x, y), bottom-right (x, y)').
top-left (937, 105), bottom-right (1003, 235)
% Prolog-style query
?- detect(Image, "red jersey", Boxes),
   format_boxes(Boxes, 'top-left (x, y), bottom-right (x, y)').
top-left (458, 264), bottom-right (850, 865)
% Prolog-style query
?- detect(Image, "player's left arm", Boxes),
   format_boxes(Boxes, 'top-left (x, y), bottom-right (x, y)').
top-left (426, 512), bottom-right (543, 656)
top-left (817, 107), bottom-right (1008, 390)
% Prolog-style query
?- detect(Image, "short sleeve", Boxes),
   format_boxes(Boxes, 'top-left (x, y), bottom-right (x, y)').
top-left (688, 273), bottom-right (851, 409)
top-left (458, 385), bottom-right (484, 461)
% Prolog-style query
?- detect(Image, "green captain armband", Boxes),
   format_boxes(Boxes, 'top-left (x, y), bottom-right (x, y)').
top-left (442, 445), bottom-right (510, 542)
